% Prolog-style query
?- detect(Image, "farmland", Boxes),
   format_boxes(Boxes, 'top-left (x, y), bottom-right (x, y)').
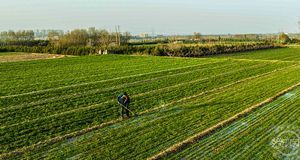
top-left (1, 47), bottom-right (300, 159)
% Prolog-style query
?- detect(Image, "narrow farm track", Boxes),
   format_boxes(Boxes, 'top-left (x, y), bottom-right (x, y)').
top-left (0, 63), bottom-right (271, 129)
top-left (1, 62), bottom-right (299, 159)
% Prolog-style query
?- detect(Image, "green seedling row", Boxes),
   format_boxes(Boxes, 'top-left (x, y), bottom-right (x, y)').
top-left (0, 61), bottom-right (297, 155)
top-left (6, 64), bottom-right (300, 159)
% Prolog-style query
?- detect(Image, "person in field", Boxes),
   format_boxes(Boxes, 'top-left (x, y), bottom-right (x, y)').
top-left (117, 92), bottom-right (130, 119)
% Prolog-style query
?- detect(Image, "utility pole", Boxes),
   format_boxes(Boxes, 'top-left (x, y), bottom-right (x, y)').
top-left (118, 25), bottom-right (121, 46)
top-left (152, 27), bottom-right (155, 42)
top-left (280, 29), bottom-right (282, 43)
top-left (115, 26), bottom-right (118, 46)
top-left (278, 29), bottom-right (280, 44)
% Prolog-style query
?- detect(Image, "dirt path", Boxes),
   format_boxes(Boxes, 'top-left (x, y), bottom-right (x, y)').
top-left (0, 53), bottom-right (75, 63)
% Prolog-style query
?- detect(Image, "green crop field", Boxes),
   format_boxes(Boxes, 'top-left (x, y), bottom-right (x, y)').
top-left (0, 52), bottom-right (26, 55)
top-left (1, 47), bottom-right (300, 159)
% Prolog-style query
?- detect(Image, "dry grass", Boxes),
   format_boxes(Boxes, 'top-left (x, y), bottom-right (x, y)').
top-left (0, 53), bottom-right (75, 63)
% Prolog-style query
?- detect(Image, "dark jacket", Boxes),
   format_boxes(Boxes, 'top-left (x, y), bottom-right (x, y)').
top-left (117, 94), bottom-right (130, 107)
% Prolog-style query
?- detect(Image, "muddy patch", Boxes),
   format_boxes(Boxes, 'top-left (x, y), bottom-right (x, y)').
top-left (0, 53), bottom-right (75, 63)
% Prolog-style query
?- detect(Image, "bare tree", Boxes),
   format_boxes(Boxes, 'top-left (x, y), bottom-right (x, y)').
top-left (192, 32), bottom-right (202, 41)
top-left (120, 31), bottom-right (131, 44)
top-left (88, 27), bottom-right (100, 46)
top-left (99, 30), bottom-right (115, 49)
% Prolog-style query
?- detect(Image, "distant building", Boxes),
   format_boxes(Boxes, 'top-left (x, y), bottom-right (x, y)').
top-left (33, 29), bottom-right (64, 40)
top-left (157, 35), bottom-right (163, 38)
top-left (140, 33), bottom-right (148, 38)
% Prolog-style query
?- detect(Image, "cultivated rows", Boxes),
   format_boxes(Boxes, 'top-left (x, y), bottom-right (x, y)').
top-left (3, 61), bottom-right (300, 159)
top-left (2, 48), bottom-right (300, 159)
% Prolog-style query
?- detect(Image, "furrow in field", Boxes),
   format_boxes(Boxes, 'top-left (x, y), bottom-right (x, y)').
top-left (227, 49), bottom-right (289, 59)
top-left (0, 59), bottom-right (187, 86)
top-left (229, 58), bottom-right (296, 62)
top-left (253, 51), bottom-right (294, 60)
top-left (0, 61), bottom-right (225, 99)
top-left (2, 60), bottom-right (281, 129)
top-left (0, 63), bottom-right (267, 128)
top-left (282, 54), bottom-right (300, 60)
top-left (10, 66), bottom-right (300, 160)
top-left (209, 98), bottom-right (300, 159)
top-left (0, 58), bottom-right (165, 80)
top-left (1, 60), bottom-right (194, 90)
top-left (0, 55), bottom-right (148, 73)
top-left (0, 61), bottom-right (221, 99)
top-left (172, 87), bottom-right (300, 159)
top-left (0, 61), bottom-right (236, 110)
top-left (1, 63), bottom-right (297, 158)
top-left (147, 80), bottom-right (300, 160)
top-left (260, 52), bottom-right (300, 60)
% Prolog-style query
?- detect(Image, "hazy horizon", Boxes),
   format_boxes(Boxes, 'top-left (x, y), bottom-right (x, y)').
top-left (1, 0), bottom-right (299, 35)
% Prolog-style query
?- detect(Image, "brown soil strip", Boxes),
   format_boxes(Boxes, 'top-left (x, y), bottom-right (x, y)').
top-left (1, 64), bottom-right (298, 159)
top-left (0, 53), bottom-right (74, 63)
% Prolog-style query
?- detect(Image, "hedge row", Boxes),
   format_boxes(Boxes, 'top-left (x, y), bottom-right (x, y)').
top-left (0, 42), bottom-right (281, 57)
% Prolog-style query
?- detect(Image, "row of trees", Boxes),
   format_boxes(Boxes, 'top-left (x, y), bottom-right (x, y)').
top-left (47, 27), bottom-right (131, 48)
top-left (0, 42), bottom-right (280, 57)
top-left (0, 27), bottom-right (132, 48)
top-left (0, 30), bottom-right (34, 43)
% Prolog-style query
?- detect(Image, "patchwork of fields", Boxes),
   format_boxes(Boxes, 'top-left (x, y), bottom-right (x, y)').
top-left (1, 47), bottom-right (300, 159)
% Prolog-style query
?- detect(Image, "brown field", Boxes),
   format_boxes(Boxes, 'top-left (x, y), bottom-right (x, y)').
top-left (0, 53), bottom-right (75, 63)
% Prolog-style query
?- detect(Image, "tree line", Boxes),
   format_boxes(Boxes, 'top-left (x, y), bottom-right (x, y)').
top-left (0, 27), bottom-right (131, 48)
top-left (0, 30), bottom-right (34, 45)
top-left (0, 42), bottom-right (280, 57)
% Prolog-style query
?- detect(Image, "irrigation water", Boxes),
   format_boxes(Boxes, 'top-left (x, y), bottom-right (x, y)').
top-left (168, 86), bottom-right (300, 159)
top-left (35, 102), bottom-right (187, 159)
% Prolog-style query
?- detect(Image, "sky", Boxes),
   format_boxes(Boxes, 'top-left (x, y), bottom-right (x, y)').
top-left (0, 0), bottom-right (299, 35)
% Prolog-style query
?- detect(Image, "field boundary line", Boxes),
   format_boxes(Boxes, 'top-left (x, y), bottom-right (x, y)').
top-left (147, 80), bottom-right (300, 160)
top-left (1, 64), bottom-right (298, 159)
top-left (0, 61), bottom-right (222, 99)
top-left (0, 57), bottom-right (152, 78)
top-left (0, 60), bottom-right (169, 82)
top-left (1, 63), bottom-right (265, 128)
top-left (233, 50), bottom-right (290, 60)
top-left (2, 60), bottom-right (189, 90)
top-left (228, 58), bottom-right (298, 63)
top-left (0, 61), bottom-right (236, 110)
top-left (282, 54), bottom-right (300, 60)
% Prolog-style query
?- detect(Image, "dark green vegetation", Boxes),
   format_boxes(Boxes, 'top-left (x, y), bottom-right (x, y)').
top-left (1, 47), bottom-right (300, 159)
top-left (0, 42), bottom-right (279, 56)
